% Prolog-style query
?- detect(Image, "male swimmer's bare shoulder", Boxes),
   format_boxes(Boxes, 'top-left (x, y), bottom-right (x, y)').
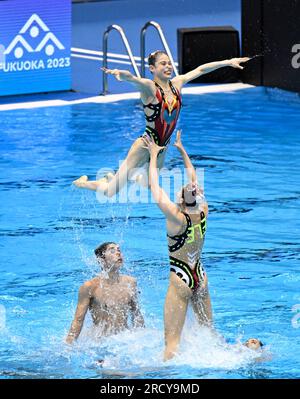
top-left (81, 279), bottom-right (93, 289)
top-left (82, 278), bottom-right (99, 295)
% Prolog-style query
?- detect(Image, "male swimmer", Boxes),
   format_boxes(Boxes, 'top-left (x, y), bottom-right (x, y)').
top-left (73, 51), bottom-right (250, 197)
top-left (66, 242), bottom-right (144, 344)
top-left (144, 130), bottom-right (212, 360)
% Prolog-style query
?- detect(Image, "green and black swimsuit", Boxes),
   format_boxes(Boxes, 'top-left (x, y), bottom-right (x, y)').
top-left (167, 211), bottom-right (207, 292)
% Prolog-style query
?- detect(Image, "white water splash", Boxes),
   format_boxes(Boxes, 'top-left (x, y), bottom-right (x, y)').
top-left (59, 311), bottom-right (264, 374)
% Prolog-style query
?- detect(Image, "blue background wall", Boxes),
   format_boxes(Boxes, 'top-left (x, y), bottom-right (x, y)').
top-left (72, 0), bottom-right (241, 94)
top-left (0, 0), bottom-right (71, 96)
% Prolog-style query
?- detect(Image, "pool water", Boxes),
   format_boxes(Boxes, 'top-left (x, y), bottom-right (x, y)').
top-left (0, 87), bottom-right (300, 379)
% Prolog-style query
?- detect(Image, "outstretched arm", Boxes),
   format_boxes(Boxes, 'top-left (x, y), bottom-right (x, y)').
top-left (102, 67), bottom-right (155, 97)
top-left (173, 57), bottom-right (251, 87)
top-left (143, 136), bottom-right (185, 225)
top-left (174, 131), bottom-right (208, 215)
top-left (65, 283), bottom-right (91, 344)
top-left (173, 130), bottom-right (197, 183)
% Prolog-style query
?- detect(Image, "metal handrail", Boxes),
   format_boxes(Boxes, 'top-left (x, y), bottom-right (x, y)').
top-left (102, 24), bottom-right (141, 95)
top-left (140, 21), bottom-right (178, 78)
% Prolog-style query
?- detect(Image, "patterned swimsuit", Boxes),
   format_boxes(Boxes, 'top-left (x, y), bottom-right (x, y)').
top-left (168, 211), bottom-right (207, 291)
top-left (143, 80), bottom-right (182, 146)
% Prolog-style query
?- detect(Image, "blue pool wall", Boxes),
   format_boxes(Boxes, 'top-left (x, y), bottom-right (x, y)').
top-left (72, 0), bottom-right (241, 94)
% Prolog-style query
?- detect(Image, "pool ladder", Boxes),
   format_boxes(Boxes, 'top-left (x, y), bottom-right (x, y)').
top-left (102, 21), bottom-right (178, 95)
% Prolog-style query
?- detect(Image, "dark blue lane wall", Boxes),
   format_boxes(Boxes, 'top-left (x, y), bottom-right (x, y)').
top-left (241, 0), bottom-right (300, 93)
top-left (72, 0), bottom-right (241, 94)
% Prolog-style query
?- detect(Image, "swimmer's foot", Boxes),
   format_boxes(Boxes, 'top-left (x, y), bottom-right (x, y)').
top-left (73, 175), bottom-right (88, 188)
top-left (73, 175), bottom-right (108, 192)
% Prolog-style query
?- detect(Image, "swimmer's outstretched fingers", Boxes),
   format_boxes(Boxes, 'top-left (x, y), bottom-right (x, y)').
top-left (229, 57), bottom-right (251, 70)
top-left (141, 134), bottom-right (165, 151)
top-left (173, 130), bottom-right (182, 149)
top-left (101, 67), bottom-right (122, 81)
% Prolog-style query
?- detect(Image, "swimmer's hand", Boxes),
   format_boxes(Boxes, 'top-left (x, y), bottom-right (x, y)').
top-left (101, 67), bottom-right (131, 81)
top-left (173, 130), bottom-right (183, 151)
top-left (142, 135), bottom-right (165, 157)
top-left (228, 57), bottom-right (251, 70)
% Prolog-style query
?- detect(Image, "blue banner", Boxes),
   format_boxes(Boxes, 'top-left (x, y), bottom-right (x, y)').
top-left (0, 0), bottom-right (71, 96)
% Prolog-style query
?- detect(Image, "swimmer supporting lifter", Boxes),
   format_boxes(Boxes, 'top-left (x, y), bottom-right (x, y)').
top-left (144, 130), bottom-right (212, 361)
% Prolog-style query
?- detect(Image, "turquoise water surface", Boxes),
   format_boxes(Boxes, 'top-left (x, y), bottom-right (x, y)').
top-left (0, 87), bottom-right (300, 378)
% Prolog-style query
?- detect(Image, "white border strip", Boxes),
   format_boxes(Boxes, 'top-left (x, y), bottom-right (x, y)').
top-left (0, 83), bottom-right (255, 111)
top-left (72, 47), bottom-right (142, 61)
top-left (71, 47), bottom-right (179, 66)
top-left (71, 53), bottom-right (141, 66)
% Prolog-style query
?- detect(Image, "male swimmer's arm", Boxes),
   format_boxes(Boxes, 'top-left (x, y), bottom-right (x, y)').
top-left (173, 57), bottom-right (250, 86)
top-left (130, 281), bottom-right (145, 328)
top-left (174, 130), bottom-right (197, 183)
top-left (144, 136), bottom-right (185, 225)
top-left (65, 283), bottom-right (90, 344)
top-left (102, 68), bottom-right (154, 96)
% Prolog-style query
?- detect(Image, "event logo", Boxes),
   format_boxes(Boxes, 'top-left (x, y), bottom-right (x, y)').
top-left (4, 14), bottom-right (64, 59)
top-left (291, 44), bottom-right (300, 69)
top-left (0, 0), bottom-right (71, 95)
top-left (0, 13), bottom-right (69, 73)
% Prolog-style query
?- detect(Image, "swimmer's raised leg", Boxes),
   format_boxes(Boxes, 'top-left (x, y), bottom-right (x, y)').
top-left (134, 148), bottom-right (167, 188)
top-left (73, 137), bottom-right (164, 197)
top-left (134, 169), bottom-right (149, 188)
top-left (106, 172), bottom-right (115, 182)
